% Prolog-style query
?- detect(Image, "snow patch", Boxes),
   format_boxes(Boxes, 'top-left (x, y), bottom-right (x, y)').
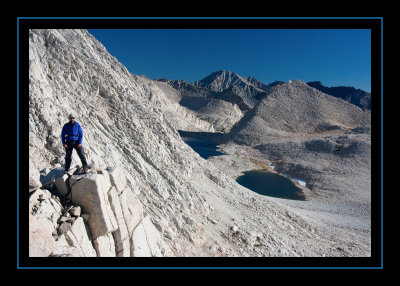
top-left (284, 174), bottom-right (306, 187)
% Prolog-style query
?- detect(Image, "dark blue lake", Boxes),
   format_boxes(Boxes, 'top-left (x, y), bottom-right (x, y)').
top-left (236, 170), bottom-right (305, 201)
top-left (182, 136), bottom-right (226, 159)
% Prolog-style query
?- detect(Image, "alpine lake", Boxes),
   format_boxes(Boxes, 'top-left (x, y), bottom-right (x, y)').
top-left (181, 134), bottom-right (305, 201)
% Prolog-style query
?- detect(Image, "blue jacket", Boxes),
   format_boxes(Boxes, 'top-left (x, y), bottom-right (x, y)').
top-left (61, 121), bottom-right (83, 144)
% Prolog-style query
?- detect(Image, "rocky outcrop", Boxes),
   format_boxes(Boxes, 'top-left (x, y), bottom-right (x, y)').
top-left (57, 217), bottom-right (97, 257)
top-left (29, 166), bottom-right (172, 257)
top-left (67, 171), bottom-right (118, 240)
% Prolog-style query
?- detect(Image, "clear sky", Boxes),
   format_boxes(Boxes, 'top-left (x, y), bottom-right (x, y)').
top-left (87, 29), bottom-right (371, 92)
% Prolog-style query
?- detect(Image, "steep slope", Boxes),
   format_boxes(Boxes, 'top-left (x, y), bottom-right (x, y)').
top-left (228, 80), bottom-right (371, 146)
top-left (195, 99), bottom-right (243, 132)
top-left (28, 29), bottom-right (369, 257)
top-left (156, 78), bottom-right (243, 132)
top-left (143, 79), bottom-right (215, 132)
top-left (29, 29), bottom-right (222, 256)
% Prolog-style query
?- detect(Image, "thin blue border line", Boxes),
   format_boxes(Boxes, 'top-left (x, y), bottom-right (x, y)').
top-left (17, 17), bottom-right (20, 269)
top-left (18, 16), bottom-right (383, 270)
top-left (18, 267), bottom-right (384, 270)
top-left (17, 16), bottom-right (383, 20)
top-left (381, 17), bottom-right (384, 269)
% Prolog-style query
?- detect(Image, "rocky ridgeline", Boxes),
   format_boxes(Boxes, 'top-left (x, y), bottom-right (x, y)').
top-left (227, 80), bottom-right (371, 146)
top-left (307, 81), bottom-right (371, 111)
top-left (159, 71), bottom-right (371, 137)
top-left (29, 165), bottom-right (172, 257)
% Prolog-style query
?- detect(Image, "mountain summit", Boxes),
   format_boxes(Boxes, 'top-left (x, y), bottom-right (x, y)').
top-left (193, 70), bottom-right (266, 93)
top-left (191, 70), bottom-right (266, 111)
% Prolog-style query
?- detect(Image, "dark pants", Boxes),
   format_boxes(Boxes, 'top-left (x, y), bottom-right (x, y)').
top-left (65, 140), bottom-right (88, 171)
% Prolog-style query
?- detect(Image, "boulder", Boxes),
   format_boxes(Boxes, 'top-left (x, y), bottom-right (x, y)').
top-left (51, 234), bottom-right (81, 257)
top-left (29, 212), bottom-right (55, 257)
top-left (130, 220), bottom-right (152, 257)
top-left (107, 186), bottom-right (130, 257)
top-left (29, 175), bottom-right (42, 190)
top-left (69, 173), bottom-right (118, 239)
top-left (58, 222), bottom-right (72, 235)
top-left (70, 206), bottom-right (81, 217)
top-left (119, 189), bottom-right (143, 235)
top-left (231, 225), bottom-right (239, 233)
top-left (33, 197), bottom-right (62, 234)
top-left (108, 167), bottom-right (127, 194)
top-left (93, 233), bottom-right (116, 257)
top-left (64, 217), bottom-right (97, 257)
top-left (54, 174), bottom-right (70, 196)
top-left (130, 215), bottom-right (172, 257)
top-left (29, 188), bottom-right (52, 209)
top-left (29, 160), bottom-right (42, 189)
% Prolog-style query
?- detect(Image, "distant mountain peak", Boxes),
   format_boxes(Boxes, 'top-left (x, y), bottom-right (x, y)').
top-left (193, 70), bottom-right (244, 92)
top-left (193, 70), bottom-right (269, 93)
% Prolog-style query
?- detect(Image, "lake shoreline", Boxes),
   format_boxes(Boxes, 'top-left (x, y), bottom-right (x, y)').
top-left (207, 140), bottom-right (371, 255)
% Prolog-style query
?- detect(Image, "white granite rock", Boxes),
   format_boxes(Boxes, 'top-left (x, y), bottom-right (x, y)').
top-left (64, 217), bottom-right (97, 257)
top-left (69, 173), bottom-right (118, 239)
top-left (29, 212), bottom-right (55, 257)
top-left (93, 232), bottom-right (116, 257)
top-left (107, 186), bottom-right (130, 257)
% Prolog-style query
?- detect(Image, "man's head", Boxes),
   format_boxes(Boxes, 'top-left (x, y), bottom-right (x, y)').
top-left (68, 114), bottom-right (76, 124)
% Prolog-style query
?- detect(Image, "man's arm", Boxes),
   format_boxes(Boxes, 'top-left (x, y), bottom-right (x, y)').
top-left (61, 125), bottom-right (66, 144)
top-left (78, 125), bottom-right (83, 145)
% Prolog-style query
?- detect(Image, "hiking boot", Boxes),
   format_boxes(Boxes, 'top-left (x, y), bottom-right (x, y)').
top-left (83, 166), bottom-right (88, 174)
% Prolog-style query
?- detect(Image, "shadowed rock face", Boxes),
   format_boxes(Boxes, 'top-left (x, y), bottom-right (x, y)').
top-left (307, 81), bottom-right (371, 110)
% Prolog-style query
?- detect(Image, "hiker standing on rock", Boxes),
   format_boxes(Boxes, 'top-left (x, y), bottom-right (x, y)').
top-left (62, 114), bottom-right (89, 174)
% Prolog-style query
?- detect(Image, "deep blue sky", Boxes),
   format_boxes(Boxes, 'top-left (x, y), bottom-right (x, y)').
top-left (87, 29), bottom-right (371, 92)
